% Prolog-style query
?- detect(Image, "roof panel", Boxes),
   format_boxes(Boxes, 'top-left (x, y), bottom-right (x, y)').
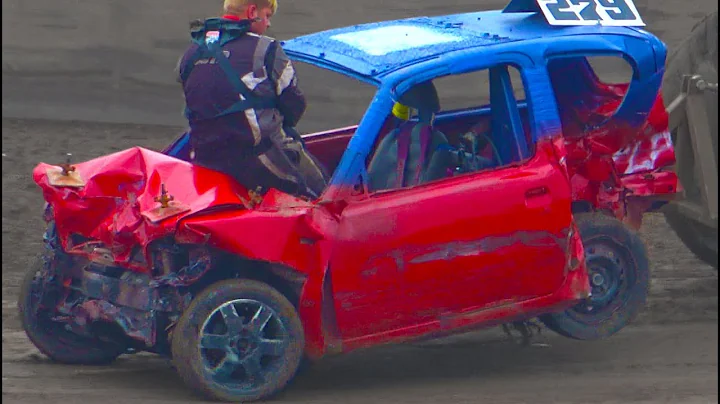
top-left (281, 10), bottom-right (646, 79)
top-left (282, 13), bottom-right (517, 78)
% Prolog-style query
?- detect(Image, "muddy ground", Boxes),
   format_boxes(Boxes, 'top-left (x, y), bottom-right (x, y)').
top-left (2, 0), bottom-right (719, 402)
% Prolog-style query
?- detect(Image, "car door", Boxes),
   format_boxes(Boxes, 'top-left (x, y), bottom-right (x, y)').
top-left (327, 141), bottom-right (574, 343)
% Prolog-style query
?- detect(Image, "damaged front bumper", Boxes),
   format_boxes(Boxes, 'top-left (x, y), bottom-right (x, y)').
top-left (42, 235), bottom-right (211, 351)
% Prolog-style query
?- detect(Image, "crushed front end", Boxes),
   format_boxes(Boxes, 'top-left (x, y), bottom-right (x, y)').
top-left (36, 222), bottom-right (207, 351)
top-left (28, 147), bottom-right (250, 354)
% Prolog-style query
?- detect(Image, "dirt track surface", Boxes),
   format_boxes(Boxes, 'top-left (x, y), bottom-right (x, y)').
top-left (2, 0), bottom-right (719, 402)
top-left (2, 323), bottom-right (718, 404)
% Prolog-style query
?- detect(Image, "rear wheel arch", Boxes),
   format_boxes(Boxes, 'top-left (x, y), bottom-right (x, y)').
top-left (540, 212), bottom-right (650, 340)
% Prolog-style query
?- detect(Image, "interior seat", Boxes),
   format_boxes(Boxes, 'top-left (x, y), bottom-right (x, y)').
top-left (367, 81), bottom-right (455, 192)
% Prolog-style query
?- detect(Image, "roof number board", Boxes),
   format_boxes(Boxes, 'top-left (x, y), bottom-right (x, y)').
top-left (536, 0), bottom-right (646, 26)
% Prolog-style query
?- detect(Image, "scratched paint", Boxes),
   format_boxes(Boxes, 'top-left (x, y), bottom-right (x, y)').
top-left (408, 230), bottom-right (565, 265)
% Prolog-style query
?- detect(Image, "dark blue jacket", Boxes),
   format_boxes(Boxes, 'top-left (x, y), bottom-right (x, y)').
top-left (176, 18), bottom-right (307, 163)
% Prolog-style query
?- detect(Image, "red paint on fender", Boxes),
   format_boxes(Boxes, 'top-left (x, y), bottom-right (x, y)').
top-left (33, 147), bottom-right (250, 268)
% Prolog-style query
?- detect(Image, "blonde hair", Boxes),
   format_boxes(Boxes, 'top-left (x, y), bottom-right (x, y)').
top-left (223, 0), bottom-right (278, 15)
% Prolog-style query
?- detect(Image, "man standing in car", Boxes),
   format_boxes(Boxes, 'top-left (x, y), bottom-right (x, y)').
top-left (176, 0), bottom-right (327, 199)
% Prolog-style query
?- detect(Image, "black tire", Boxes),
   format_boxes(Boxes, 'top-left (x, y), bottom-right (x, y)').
top-left (664, 204), bottom-right (718, 270)
top-left (662, 11), bottom-right (718, 270)
top-left (171, 279), bottom-right (305, 402)
top-left (540, 213), bottom-right (650, 340)
top-left (18, 252), bottom-right (125, 365)
top-left (297, 355), bottom-right (315, 376)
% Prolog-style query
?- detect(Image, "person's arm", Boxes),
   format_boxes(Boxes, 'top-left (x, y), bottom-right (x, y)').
top-left (174, 53), bottom-right (189, 118)
top-left (266, 41), bottom-right (307, 127)
top-left (174, 54), bottom-right (185, 84)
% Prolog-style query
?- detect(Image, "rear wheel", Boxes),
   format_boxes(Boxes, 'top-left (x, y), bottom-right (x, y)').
top-left (171, 279), bottom-right (304, 402)
top-left (662, 11), bottom-right (718, 270)
top-left (540, 213), bottom-right (650, 340)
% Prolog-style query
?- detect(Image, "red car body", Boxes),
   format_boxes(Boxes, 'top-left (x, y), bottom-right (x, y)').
top-left (33, 133), bottom-right (590, 359)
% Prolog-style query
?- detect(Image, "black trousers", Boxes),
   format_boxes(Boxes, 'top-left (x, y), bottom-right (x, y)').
top-left (192, 140), bottom-right (326, 200)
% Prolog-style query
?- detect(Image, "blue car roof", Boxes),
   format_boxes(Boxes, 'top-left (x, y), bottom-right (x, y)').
top-left (281, 9), bottom-right (651, 83)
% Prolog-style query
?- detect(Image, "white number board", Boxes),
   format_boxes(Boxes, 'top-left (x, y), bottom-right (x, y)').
top-left (536, 0), bottom-right (646, 26)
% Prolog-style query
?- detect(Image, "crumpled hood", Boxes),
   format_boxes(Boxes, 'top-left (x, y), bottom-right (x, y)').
top-left (33, 146), bottom-right (250, 262)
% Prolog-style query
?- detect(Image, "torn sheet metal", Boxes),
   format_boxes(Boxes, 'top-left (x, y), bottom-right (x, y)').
top-left (32, 147), bottom-right (251, 269)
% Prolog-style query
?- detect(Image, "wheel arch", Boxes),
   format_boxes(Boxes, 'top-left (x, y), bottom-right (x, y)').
top-left (189, 251), bottom-right (307, 309)
top-left (186, 248), bottom-right (337, 360)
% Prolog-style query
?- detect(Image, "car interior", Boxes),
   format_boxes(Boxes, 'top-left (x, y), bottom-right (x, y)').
top-left (163, 57), bottom-right (632, 197)
top-left (305, 64), bottom-right (537, 193)
top-left (303, 57), bottom-right (633, 194)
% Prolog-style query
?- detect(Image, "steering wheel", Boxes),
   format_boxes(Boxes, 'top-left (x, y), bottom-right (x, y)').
top-left (462, 131), bottom-right (503, 167)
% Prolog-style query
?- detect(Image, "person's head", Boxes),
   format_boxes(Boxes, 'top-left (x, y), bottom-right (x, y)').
top-left (223, 0), bottom-right (277, 34)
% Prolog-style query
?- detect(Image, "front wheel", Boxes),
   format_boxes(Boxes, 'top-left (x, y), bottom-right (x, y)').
top-left (171, 279), bottom-right (305, 402)
top-left (540, 213), bottom-right (651, 340)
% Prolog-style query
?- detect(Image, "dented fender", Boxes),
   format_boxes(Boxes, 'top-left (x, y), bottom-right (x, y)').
top-left (175, 189), bottom-right (337, 273)
top-left (32, 147), bottom-right (251, 269)
top-left (175, 188), bottom-right (341, 359)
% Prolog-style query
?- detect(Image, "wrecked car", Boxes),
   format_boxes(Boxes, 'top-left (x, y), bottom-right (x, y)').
top-left (21, 0), bottom-right (676, 402)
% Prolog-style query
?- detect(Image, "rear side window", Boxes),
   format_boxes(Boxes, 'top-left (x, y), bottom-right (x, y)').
top-left (546, 55), bottom-right (633, 138)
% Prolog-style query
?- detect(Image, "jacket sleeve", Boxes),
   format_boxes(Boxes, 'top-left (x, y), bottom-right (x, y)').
top-left (266, 41), bottom-right (307, 128)
top-left (174, 54), bottom-right (184, 84)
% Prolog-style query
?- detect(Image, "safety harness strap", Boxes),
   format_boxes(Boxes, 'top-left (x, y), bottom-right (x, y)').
top-left (415, 125), bottom-right (433, 185)
top-left (394, 123), bottom-right (434, 188)
top-left (395, 124), bottom-right (411, 188)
